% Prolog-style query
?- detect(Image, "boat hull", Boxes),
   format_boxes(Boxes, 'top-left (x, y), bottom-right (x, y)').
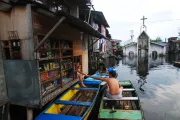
top-left (173, 62), bottom-right (180, 67)
top-left (98, 80), bottom-right (144, 120)
top-left (36, 81), bottom-right (100, 120)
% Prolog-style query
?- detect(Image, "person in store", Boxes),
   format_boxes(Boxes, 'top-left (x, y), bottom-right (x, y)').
top-left (75, 62), bottom-right (87, 88)
top-left (87, 70), bottom-right (123, 99)
top-left (99, 63), bottom-right (107, 74)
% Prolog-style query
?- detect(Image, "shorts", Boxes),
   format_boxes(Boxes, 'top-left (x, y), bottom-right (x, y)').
top-left (106, 88), bottom-right (123, 99)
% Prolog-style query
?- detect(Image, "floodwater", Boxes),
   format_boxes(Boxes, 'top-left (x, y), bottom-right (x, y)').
top-left (115, 55), bottom-right (180, 120)
top-left (9, 55), bottom-right (180, 120)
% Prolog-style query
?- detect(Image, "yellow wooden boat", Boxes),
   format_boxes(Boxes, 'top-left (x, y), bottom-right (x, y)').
top-left (35, 81), bottom-right (101, 120)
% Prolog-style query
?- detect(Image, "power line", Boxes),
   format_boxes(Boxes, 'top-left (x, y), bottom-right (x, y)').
top-left (112, 19), bottom-right (180, 25)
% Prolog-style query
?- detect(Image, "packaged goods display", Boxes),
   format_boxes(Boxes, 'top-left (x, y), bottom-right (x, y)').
top-left (36, 37), bottom-right (81, 98)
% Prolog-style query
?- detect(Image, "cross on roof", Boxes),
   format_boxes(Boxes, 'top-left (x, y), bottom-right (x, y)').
top-left (140, 16), bottom-right (147, 26)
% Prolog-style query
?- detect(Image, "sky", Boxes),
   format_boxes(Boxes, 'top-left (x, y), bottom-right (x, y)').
top-left (93, 0), bottom-right (180, 44)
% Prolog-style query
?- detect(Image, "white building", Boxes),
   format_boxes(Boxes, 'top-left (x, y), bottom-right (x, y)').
top-left (123, 31), bottom-right (167, 57)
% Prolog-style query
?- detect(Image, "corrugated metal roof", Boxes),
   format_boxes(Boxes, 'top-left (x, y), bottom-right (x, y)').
top-left (150, 42), bottom-right (167, 46)
top-left (91, 11), bottom-right (110, 28)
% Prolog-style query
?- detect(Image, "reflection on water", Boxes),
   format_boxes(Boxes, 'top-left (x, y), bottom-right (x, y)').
top-left (118, 55), bottom-right (180, 120)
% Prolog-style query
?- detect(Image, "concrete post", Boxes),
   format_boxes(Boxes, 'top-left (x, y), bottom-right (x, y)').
top-left (27, 108), bottom-right (33, 120)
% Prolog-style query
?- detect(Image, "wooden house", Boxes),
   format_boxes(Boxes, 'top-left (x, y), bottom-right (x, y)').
top-left (0, 0), bottom-right (107, 119)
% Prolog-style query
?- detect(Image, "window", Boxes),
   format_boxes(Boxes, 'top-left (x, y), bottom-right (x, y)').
top-left (1, 40), bottom-right (21, 60)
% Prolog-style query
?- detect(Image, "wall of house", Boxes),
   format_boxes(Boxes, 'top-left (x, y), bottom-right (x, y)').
top-left (123, 44), bottom-right (137, 56)
top-left (149, 43), bottom-right (165, 56)
top-left (0, 6), bottom-right (28, 40)
top-left (0, 5), bottom-right (34, 60)
top-left (106, 40), bottom-right (112, 54)
top-left (93, 38), bottom-right (100, 52)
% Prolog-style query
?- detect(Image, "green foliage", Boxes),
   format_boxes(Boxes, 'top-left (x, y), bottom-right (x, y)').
top-left (124, 42), bottom-right (136, 47)
top-left (150, 37), bottom-right (162, 43)
top-left (117, 45), bottom-right (122, 51)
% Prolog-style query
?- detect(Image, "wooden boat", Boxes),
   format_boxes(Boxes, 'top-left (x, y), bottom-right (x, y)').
top-left (35, 81), bottom-right (100, 120)
top-left (173, 61), bottom-right (180, 67)
top-left (98, 80), bottom-right (144, 120)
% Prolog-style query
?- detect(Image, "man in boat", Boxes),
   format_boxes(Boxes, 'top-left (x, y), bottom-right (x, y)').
top-left (75, 62), bottom-right (87, 88)
top-left (88, 70), bottom-right (123, 99)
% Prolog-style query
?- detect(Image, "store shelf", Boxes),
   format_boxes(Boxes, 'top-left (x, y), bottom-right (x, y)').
top-left (39, 57), bottom-right (59, 61)
top-left (41, 75), bottom-right (60, 85)
top-left (62, 78), bottom-right (73, 85)
top-left (40, 68), bottom-right (59, 74)
top-left (38, 48), bottom-right (59, 52)
top-left (60, 56), bottom-right (73, 58)
top-left (61, 68), bottom-right (73, 72)
top-left (61, 48), bottom-right (73, 50)
top-left (42, 84), bottom-right (61, 97)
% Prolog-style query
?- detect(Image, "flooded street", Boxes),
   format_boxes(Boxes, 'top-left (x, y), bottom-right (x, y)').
top-left (116, 56), bottom-right (180, 120)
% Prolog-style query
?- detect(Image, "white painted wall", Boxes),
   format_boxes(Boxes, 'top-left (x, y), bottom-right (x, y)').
top-left (123, 44), bottom-right (137, 56)
top-left (149, 57), bottom-right (165, 66)
top-left (123, 43), bottom-right (166, 57)
top-left (149, 43), bottom-right (165, 56)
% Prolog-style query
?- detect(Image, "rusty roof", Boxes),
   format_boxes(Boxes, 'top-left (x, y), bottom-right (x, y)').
top-left (169, 40), bottom-right (180, 43)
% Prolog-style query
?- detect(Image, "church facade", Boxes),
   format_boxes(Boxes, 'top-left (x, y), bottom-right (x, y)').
top-left (123, 31), bottom-right (167, 57)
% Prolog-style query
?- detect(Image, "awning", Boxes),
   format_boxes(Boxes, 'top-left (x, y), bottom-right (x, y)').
top-left (57, 11), bottom-right (109, 40)
top-left (91, 11), bottom-right (110, 28)
top-left (34, 7), bottom-right (109, 51)
top-left (33, 4), bottom-right (109, 40)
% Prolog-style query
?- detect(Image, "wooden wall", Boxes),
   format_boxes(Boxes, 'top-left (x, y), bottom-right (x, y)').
top-left (0, 5), bottom-right (34, 60)
top-left (0, 6), bottom-right (29, 40)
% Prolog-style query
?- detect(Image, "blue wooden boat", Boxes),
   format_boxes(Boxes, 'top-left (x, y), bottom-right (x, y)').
top-left (35, 81), bottom-right (101, 120)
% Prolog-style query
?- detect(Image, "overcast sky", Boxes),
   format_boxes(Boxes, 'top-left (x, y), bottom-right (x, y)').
top-left (93, 0), bottom-right (180, 44)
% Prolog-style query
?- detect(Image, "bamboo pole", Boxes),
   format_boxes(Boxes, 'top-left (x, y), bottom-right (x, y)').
top-left (34, 16), bottom-right (66, 51)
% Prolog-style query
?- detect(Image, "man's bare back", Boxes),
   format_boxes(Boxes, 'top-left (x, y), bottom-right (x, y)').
top-left (89, 70), bottom-right (123, 96)
top-left (107, 78), bottom-right (121, 95)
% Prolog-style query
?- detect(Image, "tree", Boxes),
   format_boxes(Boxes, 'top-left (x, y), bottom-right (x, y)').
top-left (156, 37), bottom-right (162, 42)
top-left (150, 37), bottom-right (162, 43)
